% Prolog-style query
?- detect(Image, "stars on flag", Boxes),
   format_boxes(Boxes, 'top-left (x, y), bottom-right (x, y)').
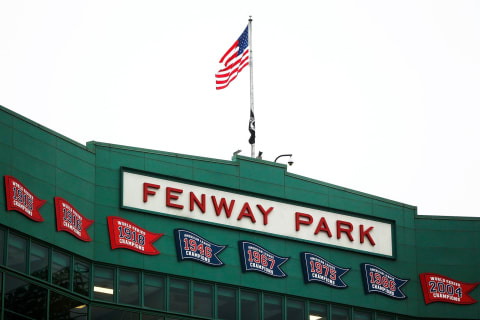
top-left (215, 26), bottom-right (249, 90)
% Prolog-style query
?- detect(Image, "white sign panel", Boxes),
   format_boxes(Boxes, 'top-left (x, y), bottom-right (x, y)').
top-left (122, 171), bottom-right (394, 257)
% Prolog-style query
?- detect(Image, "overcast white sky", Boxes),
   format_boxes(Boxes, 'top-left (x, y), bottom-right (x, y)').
top-left (1, 1), bottom-right (479, 217)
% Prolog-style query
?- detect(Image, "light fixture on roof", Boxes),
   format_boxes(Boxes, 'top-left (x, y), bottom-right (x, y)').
top-left (274, 154), bottom-right (294, 166)
top-left (233, 149), bottom-right (242, 157)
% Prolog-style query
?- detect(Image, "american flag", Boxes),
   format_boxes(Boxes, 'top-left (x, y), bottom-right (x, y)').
top-left (216, 26), bottom-right (249, 90)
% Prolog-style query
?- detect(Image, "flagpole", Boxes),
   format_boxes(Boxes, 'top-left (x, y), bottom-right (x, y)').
top-left (249, 16), bottom-right (255, 158)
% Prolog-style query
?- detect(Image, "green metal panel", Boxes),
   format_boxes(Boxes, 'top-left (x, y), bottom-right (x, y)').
top-left (13, 116), bottom-right (57, 148)
top-left (56, 150), bottom-right (95, 182)
top-left (145, 156), bottom-right (194, 181)
top-left (13, 130), bottom-right (57, 165)
top-left (0, 121), bottom-right (13, 146)
top-left (12, 148), bottom-right (56, 184)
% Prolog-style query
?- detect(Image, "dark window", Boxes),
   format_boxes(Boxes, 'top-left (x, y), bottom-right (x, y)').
top-left (309, 302), bottom-right (328, 320)
top-left (49, 291), bottom-right (87, 320)
top-left (142, 314), bottom-right (165, 320)
top-left (241, 290), bottom-right (259, 320)
top-left (376, 314), bottom-right (395, 320)
top-left (193, 282), bottom-right (213, 318)
top-left (144, 273), bottom-right (165, 310)
top-left (168, 278), bottom-right (190, 314)
top-left (30, 241), bottom-right (49, 280)
top-left (74, 259), bottom-right (90, 296)
top-left (354, 310), bottom-right (372, 320)
top-left (7, 233), bottom-right (27, 272)
top-left (0, 228), bottom-right (5, 265)
top-left (4, 274), bottom-right (47, 319)
top-left (94, 265), bottom-right (114, 302)
top-left (332, 305), bottom-right (350, 320)
top-left (52, 250), bottom-right (70, 289)
top-left (119, 269), bottom-right (139, 305)
top-left (0, 272), bottom-right (2, 312)
top-left (264, 294), bottom-right (282, 320)
top-left (217, 286), bottom-right (236, 320)
top-left (91, 306), bottom-right (139, 320)
top-left (287, 298), bottom-right (304, 320)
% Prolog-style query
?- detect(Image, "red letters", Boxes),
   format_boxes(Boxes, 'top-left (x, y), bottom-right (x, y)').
top-left (211, 196), bottom-right (235, 218)
top-left (190, 192), bottom-right (206, 213)
top-left (237, 202), bottom-right (256, 223)
top-left (314, 217), bottom-right (332, 237)
top-left (336, 220), bottom-right (354, 242)
top-left (141, 182), bottom-right (377, 248)
top-left (295, 212), bottom-right (313, 231)
top-left (166, 187), bottom-right (184, 209)
top-left (143, 183), bottom-right (160, 202)
top-left (360, 225), bottom-right (375, 245)
top-left (295, 214), bottom-right (375, 245)
top-left (257, 205), bottom-right (273, 225)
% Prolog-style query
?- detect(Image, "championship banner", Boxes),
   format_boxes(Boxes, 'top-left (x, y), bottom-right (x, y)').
top-left (174, 229), bottom-right (226, 266)
top-left (107, 216), bottom-right (163, 255)
top-left (301, 252), bottom-right (350, 288)
top-left (361, 263), bottom-right (408, 299)
top-left (239, 241), bottom-right (289, 278)
top-left (419, 273), bottom-right (479, 305)
top-left (4, 175), bottom-right (46, 222)
top-left (54, 197), bottom-right (94, 242)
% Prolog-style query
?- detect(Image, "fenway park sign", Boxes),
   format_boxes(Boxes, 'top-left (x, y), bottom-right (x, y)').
top-left (122, 170), bottom-right (394, 257)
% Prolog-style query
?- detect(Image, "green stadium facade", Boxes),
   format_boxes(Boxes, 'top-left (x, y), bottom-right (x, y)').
top-left (0, 105), bottom-right (479, 320)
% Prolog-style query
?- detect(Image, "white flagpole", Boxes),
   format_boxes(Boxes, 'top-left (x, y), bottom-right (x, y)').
top-left (249, 17), bottom-right (255, 158)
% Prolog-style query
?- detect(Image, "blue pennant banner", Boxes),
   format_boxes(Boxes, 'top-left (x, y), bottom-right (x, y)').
top-left (300, 252), bottom-right (350, 288)
top-left (174, 229), bottom-right (226, 267)
top-left (239, 241), bottom-right (289, 278)
top-left (361, 263), bottom-right (409, 299)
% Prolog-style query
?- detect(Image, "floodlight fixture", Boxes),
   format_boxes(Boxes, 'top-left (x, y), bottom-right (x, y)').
top-left (274, 154), bottom-right (294, 166)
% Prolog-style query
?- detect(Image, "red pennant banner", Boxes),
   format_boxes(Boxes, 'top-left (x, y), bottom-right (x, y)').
top-left (4, 175), bottom-right (46, 222)
top-left (420, 273), bottom-right (479, 305)
top-left (54, 197), bottom-right (94, 242)
top-left (107, 216), bottom-right (163, 255)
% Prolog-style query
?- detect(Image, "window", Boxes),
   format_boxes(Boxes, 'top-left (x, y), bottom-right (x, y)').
top-left (49, 291), bottom-right (87, 320)
top-left (0, 228), bottom-right (5, 265)
top-left (74, 259), bottom-right (90, 296)
top-left (332, 305), bottom-right (350, 320)
top-left (309, 302), bottom-right (328, 320)
top-left (193, 282), bottom-right (213, 317)
top-left (30, 241), bottom-right (49, 280)
top-left (0, 272), bottom-right (2, 312)
top-left (142, 314), bottom-right (165, 320)
top-left (217, 286), bottom-right (236, 320)
top-left (4, 274), bottom-right (47, 319)
top-left (119, 269), bottom-right (139, 305)
top-left (7, 233), bottom-right (27, 272)
top-left (169, 278), bottom-right (190, 314)
top-left (376, 314), bottom-right (395, 320)
top-left (241, 290), bottom-right (259, 320)
top-left (91, 306), bottom-right (139, 320)
top-left (287, 298), bottom-right (304, 320)
top-left (354, 310), bottom-right (372, 320)
top-left (52, 250), bottom-right (70, 289)
top-left (94, 265), bottom-right (115, 302)
top-left (144, 273), bottom-right (165, 310)
top-left (264, 294), bottom-right (282, 320)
